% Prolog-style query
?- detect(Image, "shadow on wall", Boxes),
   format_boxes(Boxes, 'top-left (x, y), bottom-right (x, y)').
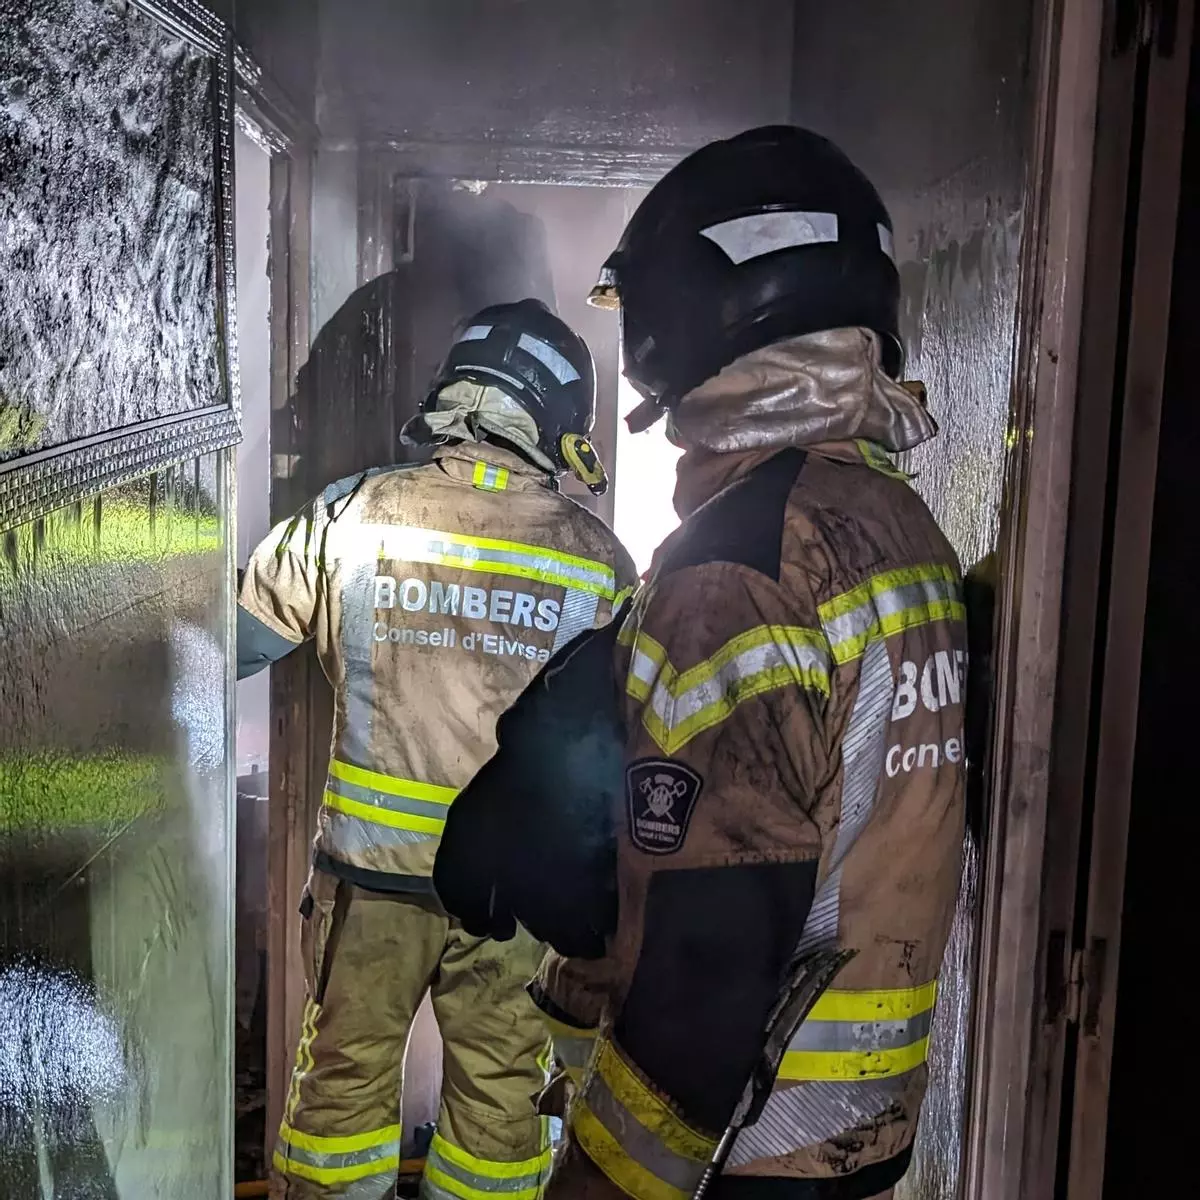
top-left (284, 182), bottom-right (558, 503)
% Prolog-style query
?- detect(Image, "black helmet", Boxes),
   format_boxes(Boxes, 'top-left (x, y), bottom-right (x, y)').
top-left (421, 299), bottom-right (607, 494)
top-left (590, 125), bottom-right (902, 430)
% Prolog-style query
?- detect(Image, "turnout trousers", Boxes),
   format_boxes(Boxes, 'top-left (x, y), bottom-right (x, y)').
top-left (271, 871), bottom-right (552, 1200)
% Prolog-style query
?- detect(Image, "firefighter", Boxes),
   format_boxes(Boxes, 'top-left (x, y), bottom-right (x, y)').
top-left (237, 298), bottom-right (638, 1200)
top-left (435, 127), bottom-right (967, 1199)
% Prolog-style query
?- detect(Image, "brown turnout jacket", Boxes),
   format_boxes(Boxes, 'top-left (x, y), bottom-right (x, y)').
top-left (538, 330), bottom-right (967, 1200)
top-left (239, 441), bottom-right (637, 889)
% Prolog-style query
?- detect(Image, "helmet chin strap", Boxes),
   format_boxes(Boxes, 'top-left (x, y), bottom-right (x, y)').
top-left (624, 395), bottom-right (666, 435)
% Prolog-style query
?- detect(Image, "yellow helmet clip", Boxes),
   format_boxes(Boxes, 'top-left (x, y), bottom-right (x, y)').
top-left (560, 433), bottom-right (609, 497)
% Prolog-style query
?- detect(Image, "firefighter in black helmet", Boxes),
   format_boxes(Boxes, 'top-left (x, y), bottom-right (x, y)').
top-left (435, 128), bottom-right (966, 1200)
top-left (409, 298), bottom-right (611, 496)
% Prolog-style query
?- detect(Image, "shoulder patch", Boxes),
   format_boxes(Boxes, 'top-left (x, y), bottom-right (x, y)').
top-left (657, 448), bottom-right (806, 581)
top-left (626, 758), bottom-right (704, 855)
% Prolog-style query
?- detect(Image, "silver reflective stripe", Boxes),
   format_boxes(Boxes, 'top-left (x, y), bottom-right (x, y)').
top-left (822, 577), bottom-right (959, 657)
top-left (478, 464), bottom-right (507, 490)
top-left (788, 1007), bottom-right (934, 1054)
top-left (628, 643), bottom-right (661, 696)
top-left (326, 773), bottom-right (450, 825)
top-left (878, 223), bottom-right (896, 262)
top-left (796, 636), bottom-right (895, 953)
top-left (342, 1178), bottom-right (399, 1200)
top-left (645, 637), bottom-right (830, 737)
top-left (725, 1075), bottom-right (911, 1166)
top-left (422, 538), bottom-right (609, 592)
top-left (322, 808), bottom-right (438, 859)
top-left (517, 332), bottom-right (581, 384)
top-left (340, 560), bottom-right (378, 763)
top-left (458, 324), bottom-right (492, 342)
top-left (360, 524), bottom-right (616, 595)
top-left (552, 588), bottom-right (601, 653)
top-left (553, 1032), bottom-right (594, 1070)
top-left (700, 211), bottom-right (839, 264)
top-left (422, 1140), bottom-right (549, 1197)
top-left (730, 637), bottom-right (898, 1167)
top-left (274, 1134), bottom-right (401, 1178)
top-left (583, 1070), bottom-right (707, 1194)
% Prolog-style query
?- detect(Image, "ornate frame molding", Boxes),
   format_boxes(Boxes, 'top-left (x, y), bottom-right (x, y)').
top-left (0, 0), bottom-right (241, 532)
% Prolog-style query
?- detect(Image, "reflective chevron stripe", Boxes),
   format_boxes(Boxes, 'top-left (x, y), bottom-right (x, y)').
top-left (819, 563), bottom-right (964, 665)
top-left (625, 624), bottom-right (830, 754)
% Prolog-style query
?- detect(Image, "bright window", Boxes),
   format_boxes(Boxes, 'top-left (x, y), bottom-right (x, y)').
top-left (612, 371), bottom-right (683, 577)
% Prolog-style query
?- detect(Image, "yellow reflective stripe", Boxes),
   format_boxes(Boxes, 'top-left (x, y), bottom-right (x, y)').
top-left (362, 523), bottom-right (617, 597)
top-left (614, 584), bottom-right (636, 609)
top-left (853, 439), bottom-right (911, 480)
top-left (278, 1122), bottom-right (401, 1156)
top-left (808, 981), bottom-right (937, 1023)
top-left (323, 790), bottom-right (446, 835)
top-left (284, 999), bottom-right (320, 1124)
top-left (626, 629), bottom-right (668, 702)
top-left (819, 562), bottom-right (964, 665)
top-left (572, 1104), bottom-right (689, 1200)
top-left (635, 625), bottom-right (830, 754)
top-left (429, 1132), bottom-right (552, 1180)
top-left (272, 1149), bottom-right (400, 1186)
top-left (329, 759), bottom-right (457, 805)
top-left (274, 1120), bottom-right (402, 1187)
top-left (668, 625), bottom-right (829, 698)
top-left (820, 562), bottom-right (958, 621)
top-left (593, 1040), bottom-right (715, 1162)
top-left (472, 461), bottom-right (511, 491)
top-left (777, 1035), bottom-right (930, 1082)
top-left (423, 1166), bottom-right (541, 1200)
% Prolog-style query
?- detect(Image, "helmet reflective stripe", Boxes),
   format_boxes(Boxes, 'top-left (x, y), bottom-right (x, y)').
top-left (457, 324), bottom-right (492, 342)
top-left (598, 126), bottom-right (904, 403)
top-left (700, 211), bottom-right (840, 265)
top-left (419, 297), bottom-right (599, 475)
top-left (877, 224), bottom-right (896, 263)
top-left (517, 332), bottom-right (581, 384)
top-left (456, 362), bottom-right (531, 396)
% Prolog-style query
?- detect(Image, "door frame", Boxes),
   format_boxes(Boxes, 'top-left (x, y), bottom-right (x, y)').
top-left (961, 0), bottom-right (1106, 1195)
top-left (1060, 2), bottom-right (1193, 1195)
top-left (964, 2), bottom-right (1194, 1197)
top-left (231, 45), bottom-right (317, 1164)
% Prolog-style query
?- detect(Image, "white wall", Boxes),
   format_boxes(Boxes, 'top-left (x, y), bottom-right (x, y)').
top-left (234, 125), bottom-right (273, 777)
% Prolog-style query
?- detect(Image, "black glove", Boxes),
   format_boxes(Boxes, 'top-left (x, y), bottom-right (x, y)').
top-left (434, 609), bottom-right (627, 958)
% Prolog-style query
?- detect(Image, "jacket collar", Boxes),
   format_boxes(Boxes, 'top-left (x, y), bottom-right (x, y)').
top-left (431, 440), bottom-right (556, 493)
top-left (668, 328), bottom-right (936, 517)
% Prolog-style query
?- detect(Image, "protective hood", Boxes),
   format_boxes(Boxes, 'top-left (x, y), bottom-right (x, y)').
top-left (667, 327), bottom-right (936, 456)
top-left (401, 380), bottom-right (557, 475)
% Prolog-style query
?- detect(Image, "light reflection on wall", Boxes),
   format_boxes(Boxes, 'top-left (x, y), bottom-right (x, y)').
top-left (0, 959), bottom-right (128, 1114)
top-left (612, 373), bottom-right (683, 577)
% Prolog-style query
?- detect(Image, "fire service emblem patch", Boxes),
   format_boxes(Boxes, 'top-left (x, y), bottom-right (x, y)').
top-left (625, 758), bottom-right (703, 855)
